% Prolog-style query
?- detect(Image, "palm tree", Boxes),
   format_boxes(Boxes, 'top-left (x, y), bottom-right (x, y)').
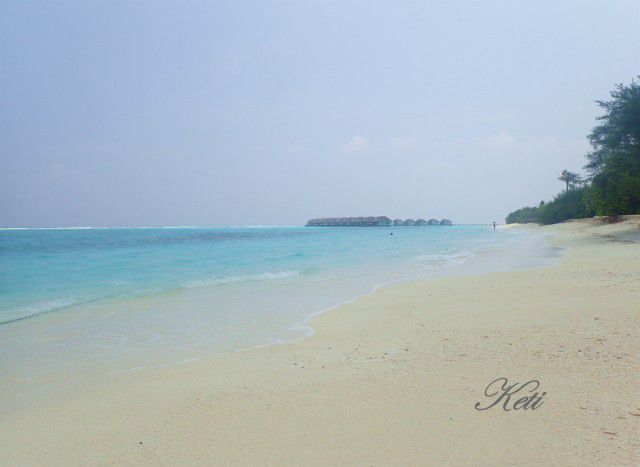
top-left (558, 170), bottom-right (581, 192)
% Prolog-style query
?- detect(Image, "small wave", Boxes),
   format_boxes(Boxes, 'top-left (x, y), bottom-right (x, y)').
top-left (182, 270), bottom-right (300, 289)
top-left (409, 251), bottom-right (475, 267)
top-left (0, 226), bottom-right (95, 230)
top-left (0, 297), bottom-right (78, 325)
top-left (102, 279), bottom-right (129, 285)
top-left (225, 225), bottom-right (300, 228)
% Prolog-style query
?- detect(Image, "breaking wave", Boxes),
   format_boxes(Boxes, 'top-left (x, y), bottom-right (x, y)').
top-left (182, 270), bottom-right (301, 289)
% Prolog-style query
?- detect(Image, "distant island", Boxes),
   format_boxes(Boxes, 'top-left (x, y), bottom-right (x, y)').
top-left (306, 217), bottom-right (453, 227)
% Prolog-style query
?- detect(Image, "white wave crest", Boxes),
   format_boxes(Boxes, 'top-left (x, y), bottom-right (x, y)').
top-left (1, 297), bottom-right (78, 325)
top-left (409, 251), bottom-right (474, 267)
top-left (183, 270), bottom-right (300, 289)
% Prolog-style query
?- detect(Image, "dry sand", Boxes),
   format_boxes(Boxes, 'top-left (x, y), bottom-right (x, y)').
top-left (1, 217), bottom-right (639, 465)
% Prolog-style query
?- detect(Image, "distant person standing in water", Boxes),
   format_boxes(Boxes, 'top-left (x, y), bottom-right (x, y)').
top-left (493, 221), bottom-right (496, 230)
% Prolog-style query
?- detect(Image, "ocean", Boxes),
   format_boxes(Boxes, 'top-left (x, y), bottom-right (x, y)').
top-left (0, 225), bottom-right (556, 409)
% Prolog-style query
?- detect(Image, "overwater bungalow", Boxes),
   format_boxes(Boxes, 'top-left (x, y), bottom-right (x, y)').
top-left (306, 216), bottom-right (393, 227)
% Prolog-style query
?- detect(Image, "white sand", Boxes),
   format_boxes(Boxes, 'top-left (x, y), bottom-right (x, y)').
top-left (1, 217), bottom-right (639, 465)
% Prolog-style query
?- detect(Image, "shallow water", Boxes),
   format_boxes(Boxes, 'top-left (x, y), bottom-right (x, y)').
top-left (0, 226), bottom-right (557, 409)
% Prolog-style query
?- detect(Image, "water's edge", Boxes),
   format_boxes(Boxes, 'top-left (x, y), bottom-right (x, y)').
top-left (0, 227), bottom-right (560, 413)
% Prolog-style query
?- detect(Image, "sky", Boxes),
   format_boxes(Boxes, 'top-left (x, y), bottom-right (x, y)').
top-left (1, 0), bottom-right (639, 227)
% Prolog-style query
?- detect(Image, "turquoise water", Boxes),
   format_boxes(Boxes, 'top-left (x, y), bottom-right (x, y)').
top-left (0, 226), bottom-right (551, 408)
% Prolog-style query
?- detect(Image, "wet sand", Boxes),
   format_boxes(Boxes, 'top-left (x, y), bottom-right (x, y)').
top-left (1, 217), bottom-right (638, 465)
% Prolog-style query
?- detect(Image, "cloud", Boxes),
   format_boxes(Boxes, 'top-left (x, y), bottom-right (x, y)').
top-left (389, 136), bottom-right (417, 151)
top-left (342, 136), bottom-right (369, 152)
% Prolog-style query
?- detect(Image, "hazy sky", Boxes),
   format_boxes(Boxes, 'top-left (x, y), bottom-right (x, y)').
top-left (2, 1), bottom-right (639, 226)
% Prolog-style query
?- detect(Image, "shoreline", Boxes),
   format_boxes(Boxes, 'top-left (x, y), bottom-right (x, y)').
top-left (1, 218), bottom-right (639, 465)
top-left (234, 227), bottom-right (560, 353)
top-left (0, 227), bottom-right (555, 413)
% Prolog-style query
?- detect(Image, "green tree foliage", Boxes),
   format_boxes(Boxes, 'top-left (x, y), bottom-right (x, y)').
top-left (505, 206), bottom-right (540, 224)
top-left (585, 78), bottom-right (640, 215)
top-left (537, 187), bottom-right (595, 225)
top-left (505, 189), bottom-right (594, 225)
top-left (558, 170), bottom-right (581, 192)
top-left (506, 76), bottom-right (640, 224)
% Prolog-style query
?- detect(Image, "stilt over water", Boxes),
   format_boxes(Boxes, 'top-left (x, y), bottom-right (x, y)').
top-left (306, 217), bottom-right (457, 227)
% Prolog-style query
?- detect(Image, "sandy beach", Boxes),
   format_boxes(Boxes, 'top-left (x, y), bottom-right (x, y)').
top-left (1, 217), bottom-right (638, 466)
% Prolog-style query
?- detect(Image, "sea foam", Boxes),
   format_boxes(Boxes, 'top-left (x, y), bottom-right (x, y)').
top-left (182, 270), bottom-right (301, 289)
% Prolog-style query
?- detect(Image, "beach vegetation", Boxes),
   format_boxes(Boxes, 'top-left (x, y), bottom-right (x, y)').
top-left (506, 77), bottom-right (640, 224)
top-left (536, 187), bottom-right (595, 225)
top-left (584, 78), bottom-right (640, 216)
top-left (505, 205), bottom-right (540, 224)
top-left (558, 170), bottom-right (582, 192)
